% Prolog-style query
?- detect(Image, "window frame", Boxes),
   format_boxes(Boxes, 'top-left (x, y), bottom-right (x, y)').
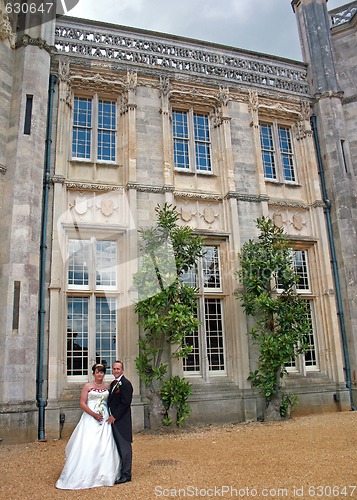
top-left (171, 107), bottom-right (212, 174)
top-left (65, 233), bottom-right (121, 381)
top-left (181, 243), bottom-right (227, 379)
top-left (259, 121), bottom-right (297, 184)
top-left (278, 248), bottom-right (319, 373)
top-left (72, 94), bottom-right (118, 164)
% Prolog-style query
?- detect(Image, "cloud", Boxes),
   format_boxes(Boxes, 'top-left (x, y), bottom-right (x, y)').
top-left (67, 0), bottom-right (346, 61)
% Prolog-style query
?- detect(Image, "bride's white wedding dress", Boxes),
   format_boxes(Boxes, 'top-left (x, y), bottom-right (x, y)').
top-left (56, 389), bottom-right (120, 490)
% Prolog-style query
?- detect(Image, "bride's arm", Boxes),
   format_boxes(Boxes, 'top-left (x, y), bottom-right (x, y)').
top-left (79, 383), bottom-right (103, 422)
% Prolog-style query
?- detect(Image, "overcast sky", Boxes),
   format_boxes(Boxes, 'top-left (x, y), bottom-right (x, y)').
top-left (65, 0), bottom-right (347, 61)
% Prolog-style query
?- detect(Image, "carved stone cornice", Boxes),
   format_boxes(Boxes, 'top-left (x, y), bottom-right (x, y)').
top-left (226, 192), bottom-right (269, 203)
top-left (16, 34), bottom-right (54, 54)
top-left (174, 191), bottom-right (222, 201)
top-left (66, 181), bottom-right (123, 192)
top-left (126, 182), bottom-right (175, 194)
top-left (269, 199), bottom-right (308, 209)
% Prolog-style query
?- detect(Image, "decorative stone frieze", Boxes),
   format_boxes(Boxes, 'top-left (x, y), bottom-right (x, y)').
top-left (174, 190), bottom-right (222, 201)
top-left (176, 200), bottom-right (222, 230)
top-left (269, 199), bottom-right (308, 209)
top-left (226, 192), bottom-right (269, 203)
top-left (66, 182), bottom-right (123, 192)
top-left (126, 182), bottom-right (174, 194)
top-left (67, 190), bottom-right (123, 224)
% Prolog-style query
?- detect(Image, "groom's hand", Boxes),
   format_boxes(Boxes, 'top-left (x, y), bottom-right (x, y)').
top-left (107, 415), bottom-right (116, 424)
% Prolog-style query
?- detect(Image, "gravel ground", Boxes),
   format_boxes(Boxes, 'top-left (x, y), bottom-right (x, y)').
top-left (0, 411), bottom-right (356, 500)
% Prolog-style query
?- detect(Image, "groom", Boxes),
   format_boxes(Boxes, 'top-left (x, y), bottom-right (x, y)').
top-left (107, 360), bottom-right (133, 484)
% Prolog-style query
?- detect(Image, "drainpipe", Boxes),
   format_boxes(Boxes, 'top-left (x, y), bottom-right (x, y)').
top-left (310, 114), bottom-right (356, 411)
top-left (36, 74), bottom-right (57, 440)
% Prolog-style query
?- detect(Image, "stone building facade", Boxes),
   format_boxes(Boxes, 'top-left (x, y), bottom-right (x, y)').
top-left (0, 0), bottom-right (355, 443)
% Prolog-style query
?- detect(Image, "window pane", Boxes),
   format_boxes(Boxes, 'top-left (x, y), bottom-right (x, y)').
top-left (260, 124), bottom-right (276, 179)
top-left (67, 298), bottom-right (89, 375)
top-left (194, 113), bottom-right (211, 172)
top-left (180, 265), bottom-right (197, 288)
top-left (205, 299), bottom-right (225, 371)
top-left (96, 297), bottom-right (117, 371)
top-left (68, 239), bottom-right (89, 287)
top-left (174, 139), bottom-right (189, 169)
top-left (172, 110), bottom-right (189, 169)
top-left (72, 97), bottom-right (92, 159)
top-left (294, 250), bottom-right (310, 291)
top-left (98, 100), bottom-right (116, 161)
top-left (278, 126), bottom-right (295, 182)
top-left (304, 301), bottom-right (317, 368)
top-left (96, 240), bottom-right (117, 287)
top-left (183, 302), bottom-right (200, 372)
top-left (203, 246), bottom-right (221, 289)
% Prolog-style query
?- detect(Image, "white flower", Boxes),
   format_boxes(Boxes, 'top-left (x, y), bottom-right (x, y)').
top-left (94, 395), bottom-right (105, 424)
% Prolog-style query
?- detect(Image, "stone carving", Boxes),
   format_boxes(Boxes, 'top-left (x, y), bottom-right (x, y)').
top-left (292, 212), bottom-right (305, 231)
top-left (100, 197), bottom-right (114, 217)
top-left (0, 8), bottom-right (15, 48)
top-left (174, 190), bottom-right (222, 201)
top-left (202, 206), bottom-right (219, 226)
top-left (126, 70), bottom-right (137, 90)
top-left (71, 71), bottom-right (125, 92)
top-left (68, 190), bottom-right (122, 224)
top-left (55, 22), bottom-right (309, 95)
top-left (16, 33), bottom-right (53, 53)
top-left (300, 100), bottom-right (311, 121)
top-left (58, 59), bottom-right (71, 82)
top-left (213, 108), bottom-right (223, 127)
top-left (217, 86), bottom-right (229, 106)
top-left (180, 207), bottom-right (193, 223)
top-left (74, 195), bottom-right (88, 215)
top-left (273, 212), bottom-right (285, 228)
top-left (248, 90), bottom-right (259, 113)
top-left (126, 182), bottom-right (174, 194)
top-left (66, 182), bottom-right (123, 192)
top-left (159, 76), bottom-right (170, 97)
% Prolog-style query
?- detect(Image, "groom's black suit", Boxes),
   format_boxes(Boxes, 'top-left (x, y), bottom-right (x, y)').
top-left (108, 375), bottom-right (133, 481)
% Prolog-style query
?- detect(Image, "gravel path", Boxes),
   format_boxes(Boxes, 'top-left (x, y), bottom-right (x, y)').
top-left (1, 411), bottom-right (356, 499)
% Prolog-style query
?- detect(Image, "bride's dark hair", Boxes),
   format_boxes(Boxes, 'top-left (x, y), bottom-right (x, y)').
top-left (92, 363), bottom-right (106, 374)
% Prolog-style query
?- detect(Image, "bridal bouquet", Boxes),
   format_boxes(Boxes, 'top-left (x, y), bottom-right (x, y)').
top-left (94, 395), bottom-right (106, 424)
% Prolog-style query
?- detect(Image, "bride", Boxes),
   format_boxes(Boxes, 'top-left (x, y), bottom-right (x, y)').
top-left (56, 363), bottom-right (120, 489)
